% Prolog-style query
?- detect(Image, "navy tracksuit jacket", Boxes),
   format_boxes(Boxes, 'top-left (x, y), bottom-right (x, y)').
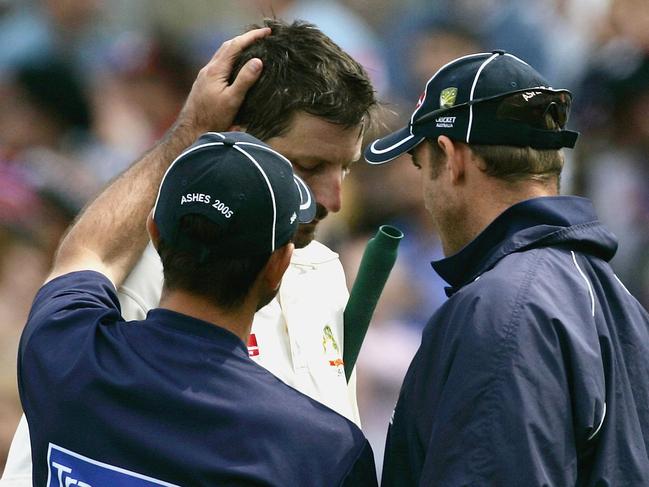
top-left (19, 272), bottom-right (377, 487)
top-left (383, 196), bottom-right (649, 486)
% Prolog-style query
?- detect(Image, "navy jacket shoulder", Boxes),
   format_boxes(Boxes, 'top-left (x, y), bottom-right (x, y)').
top-left (383, 196), bottom-right (649, 487)
top-left (19, 271), bottom-right (377, 487)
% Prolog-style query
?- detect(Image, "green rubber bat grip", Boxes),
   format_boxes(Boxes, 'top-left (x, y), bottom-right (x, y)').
top-left (343, 225), bottom-right (404, 381)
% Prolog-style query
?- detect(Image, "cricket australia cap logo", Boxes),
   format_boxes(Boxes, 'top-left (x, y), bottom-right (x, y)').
top-left (322, 325), bottom-right (344, 376)
top-left (440, 87), bottom-right (458, 108)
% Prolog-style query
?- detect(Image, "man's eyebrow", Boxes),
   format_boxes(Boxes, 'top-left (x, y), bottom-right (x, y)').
top-left (293, 155), bottom-right (324, 164)
top-left (297, 156), bottom-right (353, 166)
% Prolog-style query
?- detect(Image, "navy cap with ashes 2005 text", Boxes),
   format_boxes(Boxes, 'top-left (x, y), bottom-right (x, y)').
top-left (153, 131), bottom-right (316, 258)
top-left (365, 50), bottom-right (579, 164)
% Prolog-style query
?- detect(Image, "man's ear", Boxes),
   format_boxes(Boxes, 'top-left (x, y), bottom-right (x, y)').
top-left (262, 242), bottom-right (293, 291)
top-left (146, 211), bottom-right (160, 250)
top-left (228, 124), bottom-right (247, 132)
top-left (437, 135), bottom-right (465, 185)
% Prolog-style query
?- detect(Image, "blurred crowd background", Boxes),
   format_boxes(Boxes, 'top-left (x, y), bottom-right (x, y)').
top-left (1, 0), bottom-right (649, 476)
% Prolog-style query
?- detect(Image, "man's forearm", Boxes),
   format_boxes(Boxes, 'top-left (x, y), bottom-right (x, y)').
top-left (53, 122), bottom-right (199, 285)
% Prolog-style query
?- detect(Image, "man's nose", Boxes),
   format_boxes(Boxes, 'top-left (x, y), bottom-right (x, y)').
top-left (314, 168), bottom-right (343, 214)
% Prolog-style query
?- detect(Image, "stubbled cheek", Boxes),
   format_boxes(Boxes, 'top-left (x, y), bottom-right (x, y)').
top-left (423, 185), bottom-right (436, 211)
top-left (294, 224), bottom-right (317, 249)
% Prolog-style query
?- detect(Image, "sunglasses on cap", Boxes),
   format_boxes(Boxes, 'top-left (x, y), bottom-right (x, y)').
top-left (413, 88), bottom-right (572, 131)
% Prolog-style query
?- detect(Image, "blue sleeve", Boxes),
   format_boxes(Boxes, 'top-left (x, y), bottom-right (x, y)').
top-left (18, 271), bottom-right (123, 415)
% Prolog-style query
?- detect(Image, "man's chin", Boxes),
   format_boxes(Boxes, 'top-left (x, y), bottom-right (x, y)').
top-left (294, 222), bottom-right (317, 249)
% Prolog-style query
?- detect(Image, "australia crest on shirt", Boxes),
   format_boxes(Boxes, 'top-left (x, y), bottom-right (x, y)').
top-left (322, 325), bottom-right (344, 377)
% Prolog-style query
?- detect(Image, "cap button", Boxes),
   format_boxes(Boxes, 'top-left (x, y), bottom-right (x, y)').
top-left (222, 137), bottom-right (236, 147)
top-left (492, 49), bottom-right (506, 55)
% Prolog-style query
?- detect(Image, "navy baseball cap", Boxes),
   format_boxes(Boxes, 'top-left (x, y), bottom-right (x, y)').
top-left (153, 131), bottom-right (316, 257)
top-left (365, 51), bottom-right (579, 164)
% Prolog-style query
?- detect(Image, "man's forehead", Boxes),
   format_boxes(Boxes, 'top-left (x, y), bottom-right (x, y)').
top-left (267, 112), bottom-right (364, 162)
top-left (285, 112), bottom-right (363, 139)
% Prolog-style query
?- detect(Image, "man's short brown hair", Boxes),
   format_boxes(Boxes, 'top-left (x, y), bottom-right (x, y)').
top-left (426, 139), bottom-right (564, 188)
top-left (230, 19), bottom-right (376, 140)
top-left (470, 145), bottom-right (564, 186)
top-left (159, 215), bottom-right (270, 309)
top-left (469, 98), bottom-right (565, 187)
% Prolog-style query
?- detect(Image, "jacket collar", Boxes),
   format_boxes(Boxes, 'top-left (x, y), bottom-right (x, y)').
top-left (432, 196), bottom-right (618, 295)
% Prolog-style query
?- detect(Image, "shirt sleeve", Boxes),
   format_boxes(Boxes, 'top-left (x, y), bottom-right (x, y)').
top-left (21, 270), bottom-right (121, 347)
top-left (18, 271), bottom-right (123, 417)
top-left (117, 243), bottom-right (163, 321)
top-left (0, 415), bottom-right (32, 486)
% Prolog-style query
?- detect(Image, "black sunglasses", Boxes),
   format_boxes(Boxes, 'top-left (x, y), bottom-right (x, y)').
top-left (413, 89), bottom-right (572, 130)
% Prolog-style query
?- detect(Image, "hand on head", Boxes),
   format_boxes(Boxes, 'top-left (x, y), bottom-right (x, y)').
top-left (178, 27), bottom-right (271, 134)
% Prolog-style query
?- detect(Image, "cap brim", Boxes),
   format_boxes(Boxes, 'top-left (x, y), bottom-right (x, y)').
top-left (364, 127), bottom-right (425, 164)
top-left (293, 174), bottom-right (317, 223)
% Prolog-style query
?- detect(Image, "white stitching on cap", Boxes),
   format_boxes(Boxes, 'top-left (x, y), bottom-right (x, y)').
top-left (366, 135), bottom-right (424, 165)
top-left (466, 53), bottom-right (499, 143)
top-left (233, 145), bottom-right (278, 253)
top-left (293, 176), bottom-right (312, 210)
top-left (152, 142), bottom-right (225, 217)
top-left (367, 53), bottom-right (491, 165)
top-left (503, 53), bottom-right (531, 67)
top-left (369, 134), bottom-right (416, 154)
top-left (235, 142), bottom-right (293, 167)
top-left (206, 134), bottom-right (294, 169)
top-left (409, 52), bottom-right (492, 134)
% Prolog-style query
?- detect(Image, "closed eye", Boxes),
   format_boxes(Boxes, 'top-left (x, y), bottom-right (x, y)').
top-left (293, 160), bottom-right (324, 174)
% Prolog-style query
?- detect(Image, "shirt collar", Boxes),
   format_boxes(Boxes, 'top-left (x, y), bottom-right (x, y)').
top-left (145, 308), bottom-right (248, 354)
top-left (431, 196), bottom-right (606, 294)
